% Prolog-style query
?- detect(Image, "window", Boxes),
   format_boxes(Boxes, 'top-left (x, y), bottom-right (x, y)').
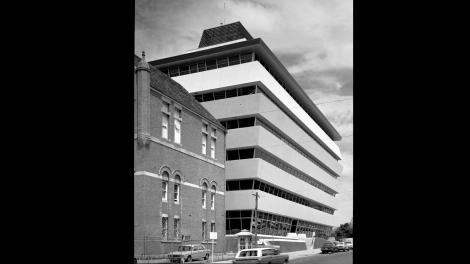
top-left (202, 124), bottom-right (208, 154)
top-left (179, 64), bottom-right (189, 75)
top-left (162, 216), bottom-right (168, 240)
top-left (169, 66), bottom-right (179, 77)
top-left (210, 129), bottom-right (216, 159)
top-left (210, 186), bottom-right (216, 210)
top-left (174, 175), bottom-right (181, 203)
top-left (229, 55), bottom-right (240, 65)
top-left (161, 101), bottom-right (170, 139)
top-left (162, 171), bottom-right (169, 202)
top-left (174, 108), bottom-right (181, 144)
top-left (217, 57), bottom-right (228, 68)
top-left (202, 92), bottom-right (214, 101)
top-left (202, 221), bottom-right (207, 240)
top-left (211, 222), bottom-right (216, 232)
top-left (238, 117), bottom-right (255, 128)
top-left (238, 86), bottom-right (255, 96)
top-left (174, 218), bottom-right (180, 239)
top-left (206, 59), bottom-right (217, 70)
top-left (202, 182), bottom-right (207, 208)
top-left (214, 90), bottom-right (226, 100)
top-left (225, 88), bottom-right (237, 98)
top-left (190, 63), bottom-right (198, 73)
top-left (239, 148), bottom-right (254, 159)
top-left (240, 53), bottom-right (253, 64)
top-left (197, 61), bottom-right (206, 72)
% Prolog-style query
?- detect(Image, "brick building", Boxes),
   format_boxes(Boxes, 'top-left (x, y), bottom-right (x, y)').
top-left (134, 53), bottom-right (227, 257)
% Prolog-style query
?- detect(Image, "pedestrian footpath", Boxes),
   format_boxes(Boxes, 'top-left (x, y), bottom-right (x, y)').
top-left (212, 248), bottom-right (322, 264)
top-left (136, 249), bottom-right (322, 264)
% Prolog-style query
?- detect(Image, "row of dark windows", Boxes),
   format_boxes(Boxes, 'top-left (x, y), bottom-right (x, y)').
top-left (219, 116), bottom-right (339, 180)
top-left (194, 85), bottom-right (261, 103)
top-left (226, 179), bottom-right (335, 215)
top-left (157, 51), bottom-right (337, 160)
top-left (160, 52), bottom-right (254, 77)
top-left (225, 210), bottom-right (332, 237)
top-left (226, 147), bottom-right (337, 196)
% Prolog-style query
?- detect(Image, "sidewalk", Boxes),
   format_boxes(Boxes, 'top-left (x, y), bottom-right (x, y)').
top-left (212, 248), bottom-right (322, 263)
top-left (136, 249), bottom-right (321, 264)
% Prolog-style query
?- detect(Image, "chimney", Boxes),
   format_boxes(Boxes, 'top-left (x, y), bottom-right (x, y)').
top-left (136, 51), bottom-right (151, 146)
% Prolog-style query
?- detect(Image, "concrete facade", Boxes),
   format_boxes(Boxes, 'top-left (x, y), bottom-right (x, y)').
top-left (134, 54), bottom-right (227, 257)
top-left (150, 22), bottom-right (343, 239)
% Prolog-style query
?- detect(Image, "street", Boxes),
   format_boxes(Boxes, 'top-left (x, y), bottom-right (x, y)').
top-left (291, 251), bottom-right (352, 264)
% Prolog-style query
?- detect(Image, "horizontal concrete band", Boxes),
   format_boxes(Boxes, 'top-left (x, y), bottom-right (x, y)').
top-left (134, 134), bottom-right (225, 169)
top-left (135, 170), bottom-right (225, 196)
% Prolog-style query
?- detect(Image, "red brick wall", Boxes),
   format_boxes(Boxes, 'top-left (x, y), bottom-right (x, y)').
top-left (135, 92), bottom-right (226, 256)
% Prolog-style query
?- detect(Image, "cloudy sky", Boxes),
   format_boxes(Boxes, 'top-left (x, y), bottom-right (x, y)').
top-left (136, 0), bottom-right (353, 227)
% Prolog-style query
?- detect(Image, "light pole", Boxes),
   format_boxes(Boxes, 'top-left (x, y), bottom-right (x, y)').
top-left (251, 192), bottom-right (260, 247)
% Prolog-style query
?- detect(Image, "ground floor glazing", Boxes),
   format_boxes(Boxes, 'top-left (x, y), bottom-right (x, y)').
top-left (225, 210), bottom-right (332, 238)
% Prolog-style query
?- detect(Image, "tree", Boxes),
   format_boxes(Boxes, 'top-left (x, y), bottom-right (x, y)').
top-left (332, 222), bottom-right (353, 240)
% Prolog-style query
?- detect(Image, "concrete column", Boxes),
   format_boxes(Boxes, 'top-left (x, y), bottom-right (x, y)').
top-left (136, 51), bottom-right (151, 146)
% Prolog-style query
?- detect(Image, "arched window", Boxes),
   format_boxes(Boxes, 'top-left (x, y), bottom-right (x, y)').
top-left (210, 185), bottom-right (216, 210)
top-left (162, 171), bottom-right (169, 202)
top-left (202, 182), bottom-right (208, 209)
top-left (174, 175), bottom-right (181, 203)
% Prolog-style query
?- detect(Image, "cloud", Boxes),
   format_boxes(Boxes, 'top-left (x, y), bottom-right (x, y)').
top-left (294, 67), bottom-right (353, 96)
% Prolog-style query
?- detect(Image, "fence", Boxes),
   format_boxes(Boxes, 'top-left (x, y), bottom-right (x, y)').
top-left (135, 235), bottom-right (237, 263)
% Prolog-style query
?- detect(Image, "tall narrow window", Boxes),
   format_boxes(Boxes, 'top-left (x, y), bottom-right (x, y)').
top-left (202, 124), bottom-right (208, 154)
top-left (202, 182), bottom-right (207, 209)
top-left (210, 185), bottom-right (216, 210)
top-left (211, 222), bottom-right (216, 232)
top-left (210, 128), bottom-right (216, 159)
top-left (162, 101), bottom-right (170, 139)
top-left (162, 216), bottom-right (168, 240)
top-left (162, 171), bottom-right (169, 202)
top-left (174, 108), bottom-right (182, 144)
top-left (174, 175), bottom-right (181, 203)
top-left (174, 218), bottom-right (180, 239)
top-left (202, 221), bottom-right (207, 240)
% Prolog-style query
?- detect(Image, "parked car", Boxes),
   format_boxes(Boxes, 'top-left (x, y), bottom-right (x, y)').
top-left (344, 241), bottom-right (353, 251)
top-left (232, 247), bottom-right (289, 264)
top-left (334, 241), bottom-right (347, 252)
top-left (168, 244), bottom-right (210, 263)
top-left (321, 241), bottom-right (338, 254)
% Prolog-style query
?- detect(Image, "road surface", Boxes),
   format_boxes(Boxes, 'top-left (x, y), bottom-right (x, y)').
top-left (291, 251), bottom-right (352, 264)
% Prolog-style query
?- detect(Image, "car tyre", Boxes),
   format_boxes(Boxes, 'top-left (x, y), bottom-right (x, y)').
top-left (204, 254), bottom-right (209, 260)
top-left (186, 256), bottom-right (191, 262)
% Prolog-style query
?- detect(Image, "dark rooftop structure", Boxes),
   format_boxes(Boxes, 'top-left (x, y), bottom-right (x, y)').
top-left (198, 21), bottom-right (253, 48)
top-left (135, 55), bottom-right (224, 130)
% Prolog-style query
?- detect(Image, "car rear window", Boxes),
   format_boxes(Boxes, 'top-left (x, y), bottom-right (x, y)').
top-left (239, 250), bottom-right (258, 257)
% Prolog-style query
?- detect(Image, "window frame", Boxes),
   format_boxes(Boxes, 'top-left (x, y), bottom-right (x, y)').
top-left (162, 216), bottom-right (168, 240)
top-left (162, 171), bottom-right (169, 202)
top-left (202, 183), bottom-right (208, 209)
top-left (202, 123), bottom-right (208, 155)
top-left (174, 175), bottom-right (181, 204)
top-left (173, 106), bottom-right (182, 144)
top-left (161, 101), bottom-right (170, 140)
top-left (210, 185), bottom-right (216, 210)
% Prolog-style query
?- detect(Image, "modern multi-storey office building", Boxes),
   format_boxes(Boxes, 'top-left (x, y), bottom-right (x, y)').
top-left (150, 22), bottom-right (343, 239)
top-left (134, 54), bottom-right (227, 256)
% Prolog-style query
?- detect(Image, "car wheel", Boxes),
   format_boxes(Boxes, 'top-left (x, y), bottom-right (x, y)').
top-left (204, 254), bottom-right (209, 260)
top-left (186, 256), bottom-right (191, 262)
top-left (284, 259), bottom-right (289, 264)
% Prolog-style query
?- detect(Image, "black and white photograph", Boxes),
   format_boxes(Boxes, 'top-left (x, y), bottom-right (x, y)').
top-left (134, 0), bottom-right (352, 263)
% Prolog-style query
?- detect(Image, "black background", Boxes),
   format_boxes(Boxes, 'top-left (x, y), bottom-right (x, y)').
top-left (1, 1), bottom-right (465, 263)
